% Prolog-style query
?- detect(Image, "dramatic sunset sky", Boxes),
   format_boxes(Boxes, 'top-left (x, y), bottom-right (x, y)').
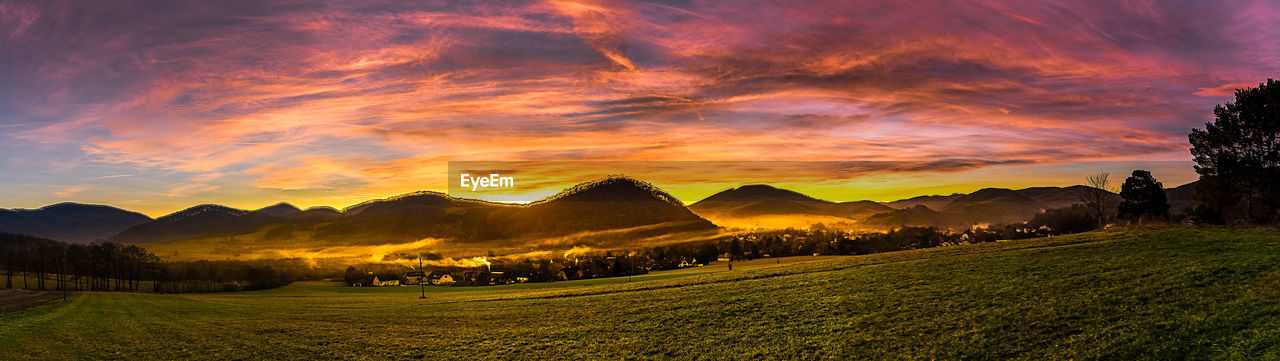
top-left (1, 0), bottom-right (1276, 216)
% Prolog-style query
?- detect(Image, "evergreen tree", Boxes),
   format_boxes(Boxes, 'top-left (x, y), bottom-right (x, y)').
top-left (1117, 170), bottom-right (1169, 223)
top-left (1188, 79), bottom-right (1280, 224)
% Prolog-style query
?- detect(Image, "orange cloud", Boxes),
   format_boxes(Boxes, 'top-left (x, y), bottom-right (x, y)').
top-left (1194, 82), bottom-right (1261, 97)
top-left (0, 0), bottom-right (1271, 215)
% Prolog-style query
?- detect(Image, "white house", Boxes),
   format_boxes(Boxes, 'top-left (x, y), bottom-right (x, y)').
top-left (427, 271), bottom-right (455, 285)
top-left (370, 276), bottom-right (399, 287)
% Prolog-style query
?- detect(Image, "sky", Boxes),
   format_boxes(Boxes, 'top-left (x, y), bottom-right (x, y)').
top-left (0, 0), bottom-right (1276, 217)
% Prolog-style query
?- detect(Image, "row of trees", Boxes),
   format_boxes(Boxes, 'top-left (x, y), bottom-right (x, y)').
top-left (1, 233), bottom-right (294, 293)
top-left (1, 233), bottom-right (161, 292)
top-left (1081, 169), bottom-right (1173, 227)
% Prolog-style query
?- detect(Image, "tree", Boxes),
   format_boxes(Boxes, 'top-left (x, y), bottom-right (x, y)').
top-left (343, 266), bottom-right (363, 285)
top-left (1189, 79), bottom-right (1280, 224)
top-left (1117, 170), bottom-right (1169, 224)
top-left (1080, 171), bottom-right (1113, 228)
top-left (729, 238), bottom-right (743, 260)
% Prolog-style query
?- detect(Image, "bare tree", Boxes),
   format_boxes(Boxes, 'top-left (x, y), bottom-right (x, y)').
top-left (1080, 171), bottom-right (1113, 228)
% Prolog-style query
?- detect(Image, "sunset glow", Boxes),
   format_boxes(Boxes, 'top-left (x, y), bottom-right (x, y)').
top-left (2, 0), bottom-right (1275, 216)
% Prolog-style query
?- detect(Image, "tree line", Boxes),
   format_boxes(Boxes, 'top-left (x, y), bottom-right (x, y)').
top-left (1, 233), bottom-right (294, 293)
top-left (354, 204), bottom-right (1111, 287)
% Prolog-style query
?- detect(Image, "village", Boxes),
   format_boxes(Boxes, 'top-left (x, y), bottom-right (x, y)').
top-left (343, 218), bottom-right (1083, 288)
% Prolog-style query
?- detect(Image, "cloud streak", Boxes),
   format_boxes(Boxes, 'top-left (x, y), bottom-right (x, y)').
top-left (0, 0), bottom-right (1275, 215)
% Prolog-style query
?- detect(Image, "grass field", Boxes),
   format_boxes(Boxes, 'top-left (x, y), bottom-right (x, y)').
top-left (2, 226), bottom-right (1279, 360)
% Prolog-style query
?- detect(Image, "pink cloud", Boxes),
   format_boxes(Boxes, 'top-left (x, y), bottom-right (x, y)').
top-left (1194, 82), bottom-right (1262, 97)
top-left (0, 0), bottom-right (1274, 210)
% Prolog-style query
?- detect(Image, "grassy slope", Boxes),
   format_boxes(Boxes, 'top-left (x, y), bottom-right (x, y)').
top-left (1, 226), bottom-right (1278, 360)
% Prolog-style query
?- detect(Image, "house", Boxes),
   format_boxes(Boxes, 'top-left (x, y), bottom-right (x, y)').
top-left (353, 272), bottom-right (401, 287)
top-left (677, 257), bottom-right (698, 268)
top-left (402, 270), bottom-right (426, 285)
top-left (489, 271), bottom-right (507, 285)
top-left (369, 275), bottom-right (400, 287)
top-left (427, 271), bottom-right (455, 285)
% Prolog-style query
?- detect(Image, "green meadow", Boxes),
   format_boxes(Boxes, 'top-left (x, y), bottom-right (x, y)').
top-left (2, 227), bottom-right (1279, 360)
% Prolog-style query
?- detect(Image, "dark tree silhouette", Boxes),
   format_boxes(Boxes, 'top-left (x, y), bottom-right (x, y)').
top-left (1117, 170), bottom-right (1169, 224)
top-left (1189, 79), bottom-right (1280, 224)
top-left (343, 266), bottom-right (363, 285)
top-left (2, 233), bottom-right (293, 293)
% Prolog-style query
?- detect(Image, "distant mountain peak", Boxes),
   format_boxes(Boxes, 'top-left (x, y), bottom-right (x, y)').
top-left (532, 176), bottom-right (684, 206)
top-left (947, 188), bottom-right (1043, 207)
top-left (689, 184), bottom-right (892, 221)
top-left (110, 204), bottom-right (269, 243)
top-left (36, 202), bottom-right (93, 210)
top-left (253, 202), bottom-right (303, 217)
top-left (156, 204), bottom-right (248, 223)
top-left (959, 188), bottom-right (1027, 202)
top-left (0, 202), bottom-right (151, 243)
top-left (701, 184), bottom-right (825, 204)
top-left (11, 202), bottom-right (120, 212)
top-left (341, 191), bottom-right (454, 214)
top-left (735, 184), bottom-right (782, 192)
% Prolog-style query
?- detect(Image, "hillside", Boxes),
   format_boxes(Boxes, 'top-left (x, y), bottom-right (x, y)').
top-left (250, 203), bottom-right (303, 218)
top-left (1014, 185), bottom-right (1092, 209)
top-left (883, 194), bottom-right (964, 210)
top-left (692, 184), bottom-right (1113, 230)
top-left (862, 205), bottom-right (967, 229)
top-left (0, 203), bottom-right (151, 243)
top-left (942, 188), bottom-right (1049, 225)
top-left (121, 177), bottom-right (717, 257)
top-left (689, 185), bottom-right (893, 230)
top-left (3, 227), bottom-right (1277, 359)
top-left (1166, 181), bottom-right (1198, 215)
top-left (108, 204), bottom-right (282, 244)
top-left (690, 184), bottom-right (891, 218)
top-left (507, 177), bottom-right (716, 236)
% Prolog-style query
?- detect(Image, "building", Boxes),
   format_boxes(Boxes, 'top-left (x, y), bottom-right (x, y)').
top-left (370, 275), bottom-right (399, 287)
top-left (402, 270), bottom-right (426, 285)
top-left (427, 271), bottom-right (455, 285)
top-left (489, 271), bottom-right (507, 285)
top-left (354, 273), bottom-right (401, 287)
top-left (677, 257), bottom-right (698, 268)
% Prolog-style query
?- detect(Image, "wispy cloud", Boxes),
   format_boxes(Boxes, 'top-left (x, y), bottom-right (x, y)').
top-left (0, 0), bottom-right (1274, 214)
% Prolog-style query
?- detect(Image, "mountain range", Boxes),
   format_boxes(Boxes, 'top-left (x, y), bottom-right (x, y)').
top-left (689, 182), bottom-right (1194, 230)
top-left (0, 203), bottom-right (151, 243)
top-left (97, 177), bottom-right (714, 250)
top-left (2, 177), bottom-right (1198, 251)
